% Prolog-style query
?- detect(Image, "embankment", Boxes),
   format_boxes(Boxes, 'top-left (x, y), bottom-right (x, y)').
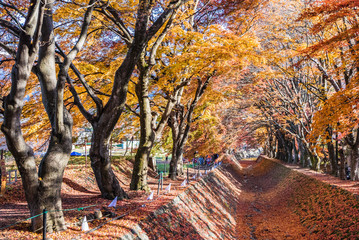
top-left (120, 161), bottom-right (243, 240)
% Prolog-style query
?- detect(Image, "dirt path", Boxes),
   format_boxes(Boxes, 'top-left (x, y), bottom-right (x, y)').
top-left (234, 159), bottom-right (310, 239)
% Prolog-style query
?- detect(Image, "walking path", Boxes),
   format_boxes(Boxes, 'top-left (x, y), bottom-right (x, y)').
top-left (282, 160), bottom-right (359, 195)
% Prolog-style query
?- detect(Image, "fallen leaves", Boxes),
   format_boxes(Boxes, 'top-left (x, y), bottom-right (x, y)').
top-left (0, 161), bottom-right (201, 239)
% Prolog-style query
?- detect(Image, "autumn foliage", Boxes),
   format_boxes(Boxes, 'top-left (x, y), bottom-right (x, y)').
top-left (2, 0), bottom-right (359, 237)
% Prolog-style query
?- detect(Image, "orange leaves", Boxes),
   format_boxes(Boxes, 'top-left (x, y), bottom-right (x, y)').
top-left (248, 157), bottom-right (359, 239)
top-left (309, 85), bottom-right (359, 143)
top-left (291, 174), bottom-right (359, 239)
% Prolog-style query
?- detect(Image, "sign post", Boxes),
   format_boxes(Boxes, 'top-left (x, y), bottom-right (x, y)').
top-left (43, 209), bottom-right (47, 240)
top-left (0, 150), bottom-right (6, 196)
top-left (85, 139), bottom-right (87, 168)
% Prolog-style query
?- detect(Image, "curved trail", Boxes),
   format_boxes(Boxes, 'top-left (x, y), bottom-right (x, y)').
top-left (234, 159), bottom-right (310, 240)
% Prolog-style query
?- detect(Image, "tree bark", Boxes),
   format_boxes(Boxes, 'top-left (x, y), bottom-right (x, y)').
top-left (35, 1), bottom-right (74, 231)
top-left (1, 0), bottom-right (45, 231)
top-left (286, 140), bottom-right (293, 163)
top-left (168, 76), bottom-right (211, 180)
top-left (169, 131), bottom-right (186, 179)
top-left (293, 138), bottom-right (299, 164)
top-left (339, 148), bottom-right (345, 180)
top-left (1, 0), bottom-right (75, 232)
top-left (275, 131), bottom-right (286, 161)
top-left (130, 63), bottom-right (177, 190)
top-left (129, 10), bottom-right (178, 190)
top-left (87, 12), bottom-right (149, 198)
top-left (350, 145), bottom-right (359, 181)
top-left (169, 111), bottom-right (182, 180)
top-left (1, 0), bottom-right (97, 231)
top-left (130, 67), bottom-right (154, 191)
top-left (90, 128), bottom-right (127, 199)
top-left (298, 140), bottom-right (309, 167)
top-left (37, 111), bottom-right (72, 232)
top-left (328, 141), bottom-right (337, 176)
top-left (344, 130), bottom-right (359, 181)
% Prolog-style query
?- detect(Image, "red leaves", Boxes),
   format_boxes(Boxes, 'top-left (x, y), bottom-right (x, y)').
top-left (291, 175), bottom-right (359, 239)
top-left (0, 161), bottom-right (195, 239)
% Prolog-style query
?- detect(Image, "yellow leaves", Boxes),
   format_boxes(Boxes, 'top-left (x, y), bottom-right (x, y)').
top-left (310, 85), bottom-right (359, 143)
top-left (159, 24), bottom-right (261, 91)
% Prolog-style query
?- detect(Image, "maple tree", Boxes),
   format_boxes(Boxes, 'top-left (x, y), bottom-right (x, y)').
top-left (128, 5), bottom-right (188, 190)
top-left (0, 0), bottom-right (95, 232)
top-left (56, 0), bottom-right (194, 198)
top-left (293, 0), bottom-right (359, 178)
top-left (127, 0), bottom-right (263, 185)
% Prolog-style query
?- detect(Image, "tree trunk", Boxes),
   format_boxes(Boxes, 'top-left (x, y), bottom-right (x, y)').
top-left (298, 140), bottom-right (308, 167)
top-left (168, 113), bottom-right (181, 180)
top-left (130, 67), bottom-right (154, 191)
top-left (293, 139), bottom-right (299, 164)
top-left (286, 140), bottom-right (293, 163)
top-left (1, 0), bottom-right (48, 231)
top-left (176, 150), bottom-right (184, 176)
top-left (131, 137), bottom-right (134, 156)
top-left (65, 1), bottom-right (187, 196)
top-left (84, 6), bottom-right (153, 197)
top-left (328, 141), bottom-right (337, 176)
top-left (169, 141), bottom-right (185, 180)
top-left (339, 148), bottom-right (345, 180)
top-left (275, 131), bottom-right (286, 161)
top-left (90, 127), bottom-right (127, 199)
top-left (37, 110), bottom-right (73, 232)
top-left (130, 144), bottom-right (151, 191)
top-left (1, 0), bottom-right (77, 232)
top-left (130, 115), bottom-right (153, 191)
top-left (168, 76), bottom-right (211, 179)
top-left (35, 1), bottom-right (79, 231)
top-left (350, 145), bottom-right (359, 181)
top-left (270, 135), bottom-right (276, 158)
top-left (309, 151), bottom-right (320, 171)
top-left (129, 8), bottom-right (180, 188)
top-left (86, 24), bottom-right (149, 198)
top-left (2, 129), bottom-right (42, 230)
top-left (168, 112), bottom-right (188, 180)
top-left (123, 138), bottom-right (128, 157)
top-left (345, 131), bottom-right (359, 181)
top-left (148, 157), bottom-right (156, 171)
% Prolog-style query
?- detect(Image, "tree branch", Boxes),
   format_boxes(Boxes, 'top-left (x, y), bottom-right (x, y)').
top-left (145, 0), bottom-right (190, 42)
top-left (66, 76), bottom-right (95, 123)
top-left (0, 42), bottom-right (16, 56)
top-left (0, 19), bottom-right (21, 36)
top-left (125, 103), bottom-right (140, 118)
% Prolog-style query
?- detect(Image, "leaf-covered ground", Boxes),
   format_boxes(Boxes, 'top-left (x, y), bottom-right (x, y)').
top-left (235, 157), bottom-right (359, 239)
top-left (0, 158), bottom-right (198, 239)
top-left (1, 156), bottom-right (359, 239)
